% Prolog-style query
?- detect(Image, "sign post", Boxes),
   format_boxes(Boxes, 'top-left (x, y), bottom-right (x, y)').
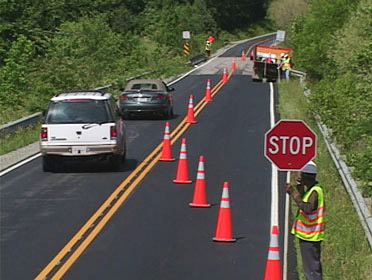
top-left (264, 120), bottom-right (317, 170)
top-left (182, 31), bottom-right (191, 56)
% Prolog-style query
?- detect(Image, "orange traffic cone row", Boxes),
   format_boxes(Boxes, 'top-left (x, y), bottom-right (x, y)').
top-left (213, 182), bottom-right (236, 242)
top-left (204, 79), bottom-right (213, 102)
top-left (159, 121), bottom-right (175, 162)
top-left (189, 156), bottom-right (211, 208)
top-left (263, 225), bottom-right (282, 280)
top-left (231, 59), bottom-right (236, 71)
top-left (173, 138), bottom-right (192, 184)
top-left (221, 67), bottom-right (228, 83)
top-left (186, 94), bottom-right (197, 124)
top-left (241, 50), bottom-right (246, 61)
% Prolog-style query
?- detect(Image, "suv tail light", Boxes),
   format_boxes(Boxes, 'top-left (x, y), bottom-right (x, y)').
top-left (41, 127), bottom-right (48, 141)
top-left (110, 126), bottom-right (118, 139)
top-left (120, 94), bottom-right (129, 100)
top-left (156, 94), bottom-right (166, 99)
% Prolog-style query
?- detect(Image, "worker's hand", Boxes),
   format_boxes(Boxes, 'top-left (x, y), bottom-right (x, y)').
top-left (285, 183), bottom-right (292, 194)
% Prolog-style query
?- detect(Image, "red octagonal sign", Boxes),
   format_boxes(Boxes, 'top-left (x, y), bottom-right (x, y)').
top-left (265, 120), bottom-right (317, 170)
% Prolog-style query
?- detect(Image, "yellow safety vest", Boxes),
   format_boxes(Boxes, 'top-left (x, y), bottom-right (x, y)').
top-left (282, 58), bottom-right (291, 70)
top-left (205, 41), bottom-right (212, 51)
top-left (291, 183), bottom-right (325, 241)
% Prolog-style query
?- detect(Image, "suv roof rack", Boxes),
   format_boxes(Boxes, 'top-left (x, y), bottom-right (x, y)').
top-left (55, 90), bottom-right (106, 97)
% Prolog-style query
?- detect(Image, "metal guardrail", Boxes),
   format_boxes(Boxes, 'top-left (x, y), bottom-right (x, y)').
top-left (290, 69), bottom-right (306, 85)
top-left (316, 116), bottom-right (372, 249)
top-left (187, 54), bottom-right (207, 66)
top-left (0, 112), bottom-right (43, 136)
top-left (302, 86), bottom-right (372, 250)
top-left (0, 85), bottom-right (111, 136)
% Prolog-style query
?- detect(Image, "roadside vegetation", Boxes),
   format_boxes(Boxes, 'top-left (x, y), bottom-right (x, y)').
top-left (0, 0), bottom-right (272, 155)
top-left (269, 0), bottom-right (372, 197)
top-left (1, 0), bottom-right (371, 276)
top-left (0, 0), bottom-right (270, 124)
top-left (0, 123), bottom-right (40, 155)
top-left (279, 80), bottom-right (372, 280)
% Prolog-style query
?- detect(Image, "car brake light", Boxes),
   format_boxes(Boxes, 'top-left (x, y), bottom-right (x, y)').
top-left (120, 94), bottom-right (128, 100)
top-left (41, 127), bottom-right (48, 140)
top-left (110, 126), bottom-right (118, 139)
top-left (156, 94), bottom-right (166, 99)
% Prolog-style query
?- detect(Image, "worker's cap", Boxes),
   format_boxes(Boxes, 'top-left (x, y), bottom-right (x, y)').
top-left (280, 53), bottom-right (285, 57)
top-left (284, 54), bottom-right (288, 58)
top-left (301, 161), bottom-right (317, 174)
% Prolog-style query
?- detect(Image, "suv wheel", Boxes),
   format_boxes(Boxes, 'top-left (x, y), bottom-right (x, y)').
top-left (109, 154), bottom-right (122, 171)
top-left (42, 156), bottom-right (55, 172)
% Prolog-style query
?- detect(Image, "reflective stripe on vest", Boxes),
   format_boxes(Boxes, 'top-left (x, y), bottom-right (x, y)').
top-left (291, 184), bottom-right (325, 241)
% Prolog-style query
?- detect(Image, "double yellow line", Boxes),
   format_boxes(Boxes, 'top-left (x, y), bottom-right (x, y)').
top-left (35, 77), bottom-right (228, 280)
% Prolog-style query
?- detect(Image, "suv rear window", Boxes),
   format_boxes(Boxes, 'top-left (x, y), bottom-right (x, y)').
top-left (45, 100), bottom-right (113, 124)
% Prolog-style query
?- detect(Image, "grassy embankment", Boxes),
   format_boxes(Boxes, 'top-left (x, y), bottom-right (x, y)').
top-left (278, 80), bottom-right (372, 279)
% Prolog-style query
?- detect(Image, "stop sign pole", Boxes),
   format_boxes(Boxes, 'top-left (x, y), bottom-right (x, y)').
top-left (264, 120), bottom-right (317, 171)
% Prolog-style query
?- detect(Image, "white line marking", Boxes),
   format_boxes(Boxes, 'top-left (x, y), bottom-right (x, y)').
top-left (270, 82), bottom-right (279, 228)
top-left (0, 153), bottom-right (41, 177)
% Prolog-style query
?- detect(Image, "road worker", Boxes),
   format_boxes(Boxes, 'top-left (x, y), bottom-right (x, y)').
top-left (282, 53), bottom-right (292, 80)
top-left (266, 52), bottom-right (273, 63)
top-left (278, 53), bottom-right (285, 78)
top-left (205, 40), bottom-right (212, 57)
top-left (285, 161), bottom-right (325, 280)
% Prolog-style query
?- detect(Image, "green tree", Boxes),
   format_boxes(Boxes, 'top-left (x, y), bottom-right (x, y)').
top-left (267, 0), bottom-right (308, 28)
top-left (289, 0), bottom-right (358, 79)
top-left (0, 34), bottom-right (34, 110)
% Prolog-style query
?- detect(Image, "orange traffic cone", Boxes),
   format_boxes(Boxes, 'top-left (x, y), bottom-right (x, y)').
top-left (263, 225), bottom-right (282, 280)
top-left (221, 67), bottom-right (228, 83)
top-left (189, 156), bottom-right (211, 208)
top-left (231, 59), bottom-right (236, 70)
top-left (159, 122), bottom-right (175, 162)
top-left (204, 79), bottom-right (213, 102)
top-left (213, 182), bottom-right (236, 242)
top-left (186, 94), bottom-right (197, 124)
top-left (241, 50), bottom-right (246, 61)
top-left (173, 138), bottom-right (192, 184)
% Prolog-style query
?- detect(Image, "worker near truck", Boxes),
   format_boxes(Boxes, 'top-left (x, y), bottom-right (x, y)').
top-left (266, 53), bottom-right (273, 63)
top-left (281, 53), bottom-right (292, 80)
top-left (285, 161), bottom-right (325, 280)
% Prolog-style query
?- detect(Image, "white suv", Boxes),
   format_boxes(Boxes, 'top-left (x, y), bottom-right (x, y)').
top-left (40, 90), bottom-right (126, 171)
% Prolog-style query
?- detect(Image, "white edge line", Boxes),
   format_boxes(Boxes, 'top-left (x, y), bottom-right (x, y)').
top-left (0, 153), bottom-right (41, 177)
top-left (270, 82), bottom-right (279, 227)
top-left (168, 55), bottom-right (220, 86)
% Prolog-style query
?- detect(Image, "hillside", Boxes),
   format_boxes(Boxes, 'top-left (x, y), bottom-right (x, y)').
top-left (0, 0), bottom-right (269, 123)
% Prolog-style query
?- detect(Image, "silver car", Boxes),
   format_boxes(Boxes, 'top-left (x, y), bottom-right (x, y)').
top-left (119, 79), bottom-right (175, 119)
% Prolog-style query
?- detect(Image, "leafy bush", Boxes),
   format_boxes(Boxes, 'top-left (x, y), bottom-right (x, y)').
top-left (290, 0), bottom-right (372, 196)
top-left (0, 35), bottom-right (34, 111)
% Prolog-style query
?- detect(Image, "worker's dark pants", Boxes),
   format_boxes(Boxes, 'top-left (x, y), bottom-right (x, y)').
top-left (299, 239), bottom-right (323, 280)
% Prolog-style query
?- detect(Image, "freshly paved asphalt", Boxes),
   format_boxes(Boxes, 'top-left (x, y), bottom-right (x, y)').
top-left (0, 35), bottom-right (294, 280)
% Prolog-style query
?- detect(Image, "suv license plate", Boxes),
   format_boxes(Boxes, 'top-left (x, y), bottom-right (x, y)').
top-left (72, 146), bottom-right (87, 154)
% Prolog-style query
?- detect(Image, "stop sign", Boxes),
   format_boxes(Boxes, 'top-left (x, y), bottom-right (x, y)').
top-left (265, 120), bottom-right (317, 170)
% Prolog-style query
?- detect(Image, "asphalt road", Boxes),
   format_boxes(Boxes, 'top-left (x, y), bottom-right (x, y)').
top-left (0, 34), bottom-right (294, 280)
